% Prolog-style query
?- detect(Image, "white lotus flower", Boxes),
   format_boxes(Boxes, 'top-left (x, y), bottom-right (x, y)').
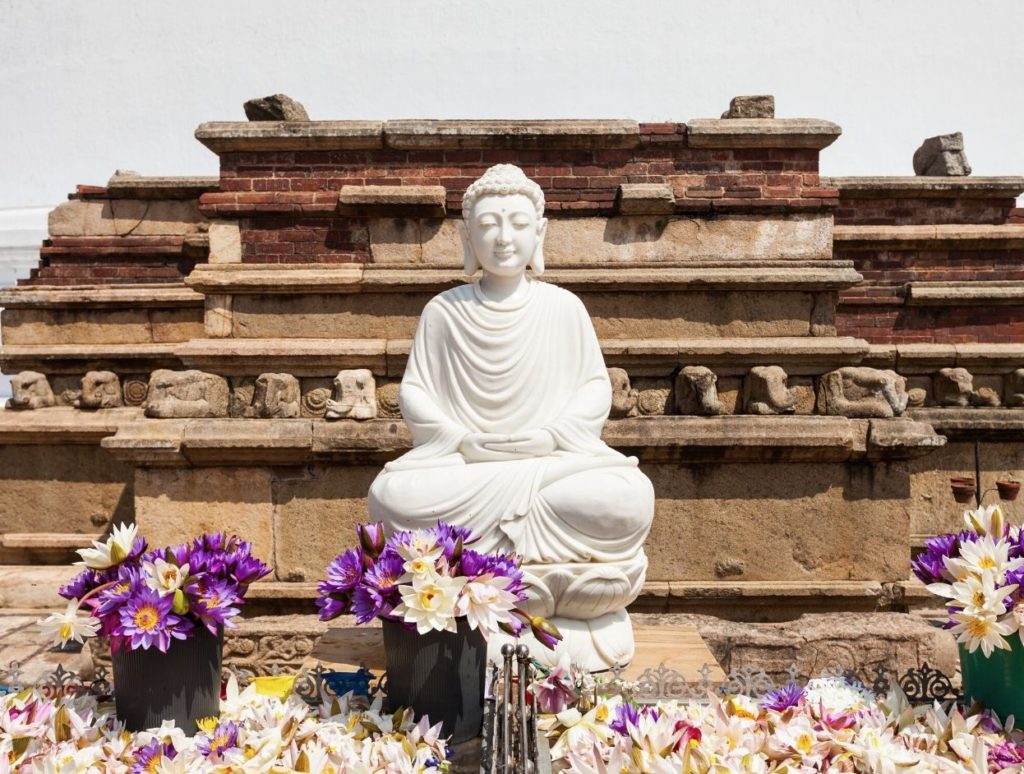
top-left (949, 609), bottom-right (1017, 656)
top-left (38, 601), bottom-right (100, 647)
top-left (964, 504), bottom-right (1006, 538)
top-left (943, 535), bottom-right (1024, 584)
top-left (144, 558), bottom-right (189, 594)
top-left (75, 522), bottom-right (138, 570)
top-left (392, 571), bottom-right (466, 634)
top-left (927, 571), bottom-right (1017, 615)
top-left (454, 574), bottom-right (518, 636)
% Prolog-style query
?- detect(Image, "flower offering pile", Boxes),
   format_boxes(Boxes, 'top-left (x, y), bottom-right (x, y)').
top-left (913, 504), bottom-right (1024, 656)
top-left (532, 665), bottom-right (1024, 772)
top-left (42, 525), bottom-right (271, 652)
top-left (317, 522), bottom-right (561, 646)
top-left (0, 679), bottom-right (448, 773)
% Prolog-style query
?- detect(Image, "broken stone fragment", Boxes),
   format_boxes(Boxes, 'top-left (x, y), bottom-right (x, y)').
top-left (247, 373), bottom-right (300, 418)
top-left (607, 368), bottom-right (639, 418)
top-left (7, 371), bottom-right (55, 410)
top-left (721, 95), bottom-right (775, 119)
top-left (325, 369), bottom-right (377, 420)
top-left (913, 132), bottom-right (971, 176)
top-left (674, 366), bottom-right (723, 416)
top-left (144, 369), bottom-right (230, 418)
top-left (1005, 369), bottom-right (1024, 408)
top-left (742, 366), bottom-right (796, 415)
top-left (243, 93), bottom-right (310, 122)
top-left (78, 371), bottom-right (123, 410)
top-left (933, 367), bottom-right (998, 408)
top-left (817, 367), bottom-right (908, 418)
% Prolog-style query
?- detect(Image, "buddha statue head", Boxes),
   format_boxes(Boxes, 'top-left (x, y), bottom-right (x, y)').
top-left (461, 164), bottom-right (548, 277)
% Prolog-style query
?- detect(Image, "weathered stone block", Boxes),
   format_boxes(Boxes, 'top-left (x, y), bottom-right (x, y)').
top-left (325, 369), bottom-right (376, 420)
top-left (817, 367), bottom-right (908, 418)
top-left (135, 467), bottom-right (274, 572)
top-left (721, 95), bottom-right (775, 119)
top-left (208, 222), bottom-right (242, 264)
top-left (7, 371), bottom-right (54, 410)
top-left (913, 132), bottom-right (971, 176)
top-left (48, 199), bottom-right (205, 237)
top-left (674, 366), bottom-right (723, 416)
top-left (645, 462), bottom-right (911, 582)
top-left (247, 373), bottom-right (301, 418)
top-left (243, 93), bottom-right (309, 122)
top-left (608, 368), bottom-right (639, 418)
top-left (742, 366), bottom-right (796, 414)
top-left (79, 371), bottom-right (123, 409)
top-left (144, 369), bottom-right (230, 418)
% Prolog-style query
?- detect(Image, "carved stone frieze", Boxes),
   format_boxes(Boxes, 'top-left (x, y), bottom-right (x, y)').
top-left (817, 367), bottom-right (908, 418)
top-left (247, 373), bottom-right (300, 418)
top-left (674, 366), bottom-right (723, 416)
top-left (1006, 369), bottom-right (1024, 408)
top-left (300, 387), bottom-right (332, 418)
top-left (7, 371), bottom-right (55, 410)
top-left (742, 366), bottom-right (796, 415)
top-left (324, 369), bottom-right (377, 421)
top-left (78, 371), bottom-right (123, 410)
top-left (122, 376), bottom-right (150, 407)
top-left (608, 368), bottom-right (639, 418)
top-left (144, 369), bottom-right (230, 418)
top-left (933, 367), bottom-right (1001, 408)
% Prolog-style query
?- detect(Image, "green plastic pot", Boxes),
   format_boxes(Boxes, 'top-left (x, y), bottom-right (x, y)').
top-left (959, 636), bottom-right (1024, 721)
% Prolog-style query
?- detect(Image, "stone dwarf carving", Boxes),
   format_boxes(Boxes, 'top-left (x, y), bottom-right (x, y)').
top-left (607, 368), bottom-right (639, 418)
top-left (368, 164), bottom-right (655, 670)
top-left (742, 366), bottom-right (796, 415)
top-left (77, 371), bottom-right (123, 410)
top-left (7, 371), bottom-right (55, 410)
top-left (1006, 369), bottom-right (1024, 408)
top-left (817, 367), bottom-right (908, 418)
top-left (144, 369), bottom-right (230, 418)
top-left (325, 369), bottom-right (377, 420)
top-left (674, 366), bottom-right (723, 416)
top-left (246, 373), bottom-right (300, 418)
top-left (934, 368), bottom-right (1001, 408)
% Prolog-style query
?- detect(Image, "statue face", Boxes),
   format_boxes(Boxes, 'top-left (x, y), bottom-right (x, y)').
top-left (467, 193), bottom-right (546, 277)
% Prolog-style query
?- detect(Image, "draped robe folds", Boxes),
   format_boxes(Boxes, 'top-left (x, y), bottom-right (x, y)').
top-left (368, 280), bottom-right (653, 564)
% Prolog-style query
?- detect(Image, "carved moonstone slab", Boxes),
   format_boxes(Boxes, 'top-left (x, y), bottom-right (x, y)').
top-left (325, 369), bottom-right (377, 420)
top-left (7, 371), bottom-right (55, 410)
top-left (934, 367), bottom-right (1001, 408)
top-left (78, 371), bottom-right (123, 409)
top-left (247, 373), bottom-right (300, 418)
top-left (742, 366), bottom-right (796, 415)
top-left (817, 367), bottom-right (908, 418)
top-left (674, 366), bottom-right (723, 416)
top-left (144, 369), bottom-right (230, 418)
top-left (607, 368), bottom-right (638, 418)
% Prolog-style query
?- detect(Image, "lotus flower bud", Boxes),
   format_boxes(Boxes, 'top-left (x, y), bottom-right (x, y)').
top-left (358, 521), bottom-right (386, 560)
top-left (530, 616), bottom-right (562, 650)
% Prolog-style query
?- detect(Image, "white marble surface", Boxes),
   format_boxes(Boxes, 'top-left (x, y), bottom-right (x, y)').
top-left (369, 166), bottom-right (655, 669)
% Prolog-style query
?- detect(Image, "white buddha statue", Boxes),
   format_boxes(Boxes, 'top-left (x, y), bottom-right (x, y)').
top-left (368, 164), bottom-right (655, 669)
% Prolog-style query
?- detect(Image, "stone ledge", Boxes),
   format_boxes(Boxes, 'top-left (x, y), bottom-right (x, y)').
top-left (833, 224), bottom-right (1024, 250)
top-left (185, 262), bottom-right (862, 294)
top-left (908, 408), bottom-right (1024, 440)
top-left (906, 281), bottom-right (1024, 306)
top-left (170, 336), bottom-right (873, 377)
top-left (685, 119), bottom-right (842, 150)
top-left (894, 343), bottom-right (1024, 372)
top-left (0, 343), bottom-right (181, 375)
top-left (0, 407), bottom-right (143, 444)
top-left (337, 185), bottom-right (446, 217)
top-left (0, 284), bottom-right (204, 309)
top-left (194, 120), bottom-right (642, 153)
top-left (616, 184), bottom-right (675, 215)
top-left (824, 176), bottom-right (1024, 199)
top-left (98, 414), bottom-right (942, 466)
top-left (382, 119), bottom-right (641, 150)
top-left (105, 172), bottom-right (220, 200)
top-left (195, 121), bottom-right (384, 152)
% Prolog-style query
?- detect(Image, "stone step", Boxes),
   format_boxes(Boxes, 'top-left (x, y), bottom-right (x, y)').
top-left (0, 532), bottom-right (95, 564)
top-left (823, 176), bottom-right (1024, 200)
top-left (834, 224), bottom-right (1024, 250)
top-left (0, 283), bottom-right (204, 309)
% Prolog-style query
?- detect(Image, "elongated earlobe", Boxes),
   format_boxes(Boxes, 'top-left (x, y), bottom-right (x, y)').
top-left (530, 218), bottom-right (548, 275)
top-left (458, 221), bottom-right (480, 276)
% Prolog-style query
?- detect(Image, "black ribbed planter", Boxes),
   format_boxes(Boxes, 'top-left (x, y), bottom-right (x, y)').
top-left (381, 618), bottom-right (486, 743)
top-left (111, 626), bottom-right (223, 733)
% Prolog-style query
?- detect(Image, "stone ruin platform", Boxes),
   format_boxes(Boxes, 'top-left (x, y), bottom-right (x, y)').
top-left (1, 111), bottom-right (1023, 679)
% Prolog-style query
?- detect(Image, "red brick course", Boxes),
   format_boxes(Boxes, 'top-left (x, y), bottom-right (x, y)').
top-left (834, 197), bottom-right (1017, 226)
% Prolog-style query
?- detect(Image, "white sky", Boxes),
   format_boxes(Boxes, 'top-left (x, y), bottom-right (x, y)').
top-left (1, 0), bottom-right (1022, 211)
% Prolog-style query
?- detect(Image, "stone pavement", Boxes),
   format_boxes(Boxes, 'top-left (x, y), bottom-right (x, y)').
top-left (0, 611), bottom-right (94, 688)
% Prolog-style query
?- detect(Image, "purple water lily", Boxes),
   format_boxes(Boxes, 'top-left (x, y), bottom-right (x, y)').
top-left (197, 719), bottom-right (240, 760)
top-left (991, 741), bottom-right (1024, 769)
top-left (324, 548), bottom-right (365, 593)
top-left (762, 682), bottom-right (805, 711)
top-left (609, 701), bottom-right (640, 734)
top-left (119, 587), bottom-right (192, 652)
top-left (190, 577), bottom-right (241, 634)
